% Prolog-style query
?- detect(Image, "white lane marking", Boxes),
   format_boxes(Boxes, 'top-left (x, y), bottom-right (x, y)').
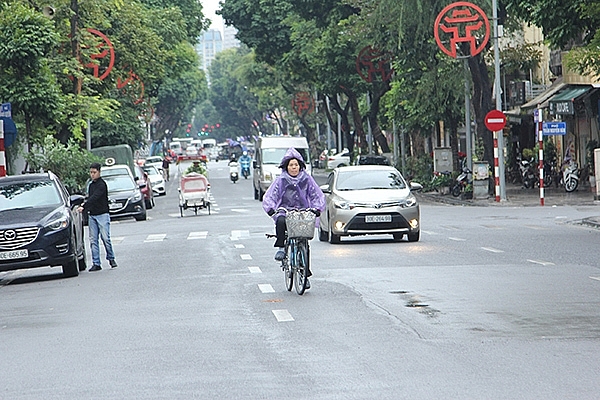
top-left (234, 244), bottom-right (245, 249)
top-left (524, 225), bottom-right (546, 230)
top-left (421, 230), bottom-right (438, 235)
top-left (448, 237), bottom-right (466, 241)
top-left (145, 234), bottom-right (166, 242)
top-left (527, 259), bottom-right (555, 266)
top-left (240, 254), bottom-right (252, 260)
top-left (272, 309), bottom-right (294, 322)
top-left (188, 231), bottom-right (208, 240)
top-left (231, 208), bottom-right (250, 213)
top-left (112, 237), bottom-right (125, 244)
top-left (441, 226), bottom-right (461, 231)
top-left (230, 230), bottom-right (250, 240)
top-left (481, 247), bottom-right (504, 253)
top-left (248, 266), bottom-right (262, 274)
top-left (258, 284), bottom-right (275, 293)
top-left (589, 276), bottom-right (600, 282)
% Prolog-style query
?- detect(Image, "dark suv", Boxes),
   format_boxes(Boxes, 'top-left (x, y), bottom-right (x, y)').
top-left (0, 172), bottom-right (87, 277)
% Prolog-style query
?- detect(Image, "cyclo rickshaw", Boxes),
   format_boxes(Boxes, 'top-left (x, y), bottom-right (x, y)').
top-left (177, 155), bottom-right (211, 216)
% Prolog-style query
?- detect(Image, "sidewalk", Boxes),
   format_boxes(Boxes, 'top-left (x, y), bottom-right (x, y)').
top-left (418, 183), bottom-right (600, 228)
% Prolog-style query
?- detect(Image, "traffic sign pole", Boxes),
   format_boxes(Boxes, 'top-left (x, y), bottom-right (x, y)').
top-left (492, 0), bottom-right (506, 201)
top-left (537, 108), bottom-right (544, 206)
top-left (0, 120), bottom-right (6, 177)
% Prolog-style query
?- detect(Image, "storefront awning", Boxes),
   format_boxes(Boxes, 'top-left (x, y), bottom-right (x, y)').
top-left (521, 81), bottom-right (566, 110)
top-left (548, 86), bottom-right (592, 115)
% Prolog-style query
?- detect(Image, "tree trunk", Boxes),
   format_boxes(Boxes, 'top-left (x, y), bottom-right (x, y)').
top-left (344, 89), bottom-right (366, 154)
top-left (468, 54), bottom-right (494, 166)
top-left (369, 83), bottom-right (391, 154)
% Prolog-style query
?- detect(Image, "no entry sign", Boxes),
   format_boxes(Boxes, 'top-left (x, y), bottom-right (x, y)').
top-left (484, 109), bottom-right (506, 131)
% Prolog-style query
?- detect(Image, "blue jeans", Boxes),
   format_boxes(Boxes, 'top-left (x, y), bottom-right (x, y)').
top-left (88, 213), bottom-right (115, 266)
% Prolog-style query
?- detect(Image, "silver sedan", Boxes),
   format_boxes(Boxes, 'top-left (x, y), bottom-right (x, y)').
top-left (318, 165), bottom-right (422, 243)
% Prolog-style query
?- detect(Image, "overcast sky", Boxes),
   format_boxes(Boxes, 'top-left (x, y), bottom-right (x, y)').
top-left (202, 0), bottom-right (224, 31)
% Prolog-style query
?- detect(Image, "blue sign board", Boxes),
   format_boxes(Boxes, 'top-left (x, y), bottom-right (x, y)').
top-left (0, 103), bottom-right (11, 118)
top-left (542, 121), bottom-right (567, 136)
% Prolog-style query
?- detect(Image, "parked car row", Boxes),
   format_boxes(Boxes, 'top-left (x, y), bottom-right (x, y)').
top-left (317, 149), bottom-right (391, 169)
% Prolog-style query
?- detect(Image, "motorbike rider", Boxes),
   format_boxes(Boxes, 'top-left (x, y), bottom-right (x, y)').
top-left (239, 151), bottom-right (252, 177)
top-left (262, 148), bottom-right (325, 288)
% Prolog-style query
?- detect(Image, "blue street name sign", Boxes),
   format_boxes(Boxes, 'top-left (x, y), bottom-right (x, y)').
top-left (0, 103), bottom-right (11, 118)
top-left (542, 121), bottom-right (566, 136)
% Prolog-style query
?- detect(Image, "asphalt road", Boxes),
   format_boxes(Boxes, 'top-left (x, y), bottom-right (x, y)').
top-left (1, 161), bottom-right (600, 399)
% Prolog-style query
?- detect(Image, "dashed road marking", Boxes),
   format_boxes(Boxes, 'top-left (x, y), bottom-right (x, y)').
top-left (234, 244), bottom-right (245, 249)
top-left (145, 234), bottom-right (167, 242)
top-left (481, 247), bottom-right (504, 253)
top-left (240, 254), bottom-right (252, 260)
top-left (258, 284), bottom-right (275, 293)
top-left (230, 230), bottom-right (250, 240)
top-left (272, 309), bottom-right (294, 322)
top-left (589, 276), bottom-right (600, 282)
top-left (248, 266), bottom-right (262, 274)
top-left (448, 237), bottom-right (466, 241)
top-left (188, 231), bottom-right (208, 240)
top-left (421, 230), bottom-right (438, 235)
top-left (231, 208), bottom-right (250, 213)
top-left (527, 259), bottom-right (555, 266)
top-left (112, 237), bottom-right (125, 244)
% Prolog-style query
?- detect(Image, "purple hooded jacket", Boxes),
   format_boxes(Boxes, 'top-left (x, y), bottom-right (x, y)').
top-left (262, 148), bottom-right (325, 220)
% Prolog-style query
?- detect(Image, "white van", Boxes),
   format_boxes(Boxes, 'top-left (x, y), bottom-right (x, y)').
top-left (253, 136), bottom-right (311, 201)
top-left (169, 141), bottom-right (182, 156)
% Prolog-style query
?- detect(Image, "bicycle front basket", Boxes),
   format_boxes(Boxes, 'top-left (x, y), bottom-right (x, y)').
top-left (286, 210), bottom-right (316, 239)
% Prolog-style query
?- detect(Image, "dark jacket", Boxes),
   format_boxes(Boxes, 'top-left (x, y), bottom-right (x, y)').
top-left (84, 177), bottom-right (109, 216)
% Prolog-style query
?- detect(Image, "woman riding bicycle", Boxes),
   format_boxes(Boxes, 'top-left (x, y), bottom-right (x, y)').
top-left (263, 148), bottom-right (325, 286)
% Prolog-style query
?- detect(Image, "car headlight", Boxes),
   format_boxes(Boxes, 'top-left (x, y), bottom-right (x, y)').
top-left (334, 200), bottom-right (355, 210)
top-left (157, 179), bottom-right (164, 185)
top-left (403, 194), bottom-right (417, 208)
top-left (46, 211), bottom-right (69, 230)
top-left (132, 192), bottom-right (143, 201)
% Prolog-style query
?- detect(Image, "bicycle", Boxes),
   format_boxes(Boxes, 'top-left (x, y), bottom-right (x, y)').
top-left (267, 208), bottom-right (318, 295)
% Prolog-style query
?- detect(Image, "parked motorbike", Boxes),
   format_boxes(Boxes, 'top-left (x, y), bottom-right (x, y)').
top-left (562, 160), bottom-right (579, 192)
top-left (240, 159), bottom-right (251, 179)
top-left (229, 161), bottom-right (239, 183)
top-left (451, 167), bottom-right (472, 197)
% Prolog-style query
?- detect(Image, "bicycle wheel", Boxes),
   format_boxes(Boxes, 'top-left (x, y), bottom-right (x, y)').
top-left (294, 240), bottom-right (308, 295)
top-left (284, 258), bottom-right (293, 291)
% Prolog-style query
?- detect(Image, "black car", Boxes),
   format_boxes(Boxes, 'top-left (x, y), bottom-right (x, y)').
top-left (0, 172), bottom-right (87, 277)
top-left (101, 165), bottom-right (147, 221)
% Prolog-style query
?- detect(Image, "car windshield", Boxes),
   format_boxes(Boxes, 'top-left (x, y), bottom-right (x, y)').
top-left (261, 148), bottom-right (309, 165)
top-left (104, 175), bottom-right (136, 191)
top-left (144, 166), bottom-right (160, 176)
top-left (146, 157), bottom-right (161, 164)
top-left (102, 168), bottom-right (130, 177)
top-left (335, 169), bottom-right (407, 190)
top-left (0, 180), bottom-right (61, 211)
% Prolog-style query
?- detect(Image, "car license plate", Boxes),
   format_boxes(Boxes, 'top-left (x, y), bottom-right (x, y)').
top-left (0, 249), bottom-right (28, 260)
top-left (109, 203), bottom-right (121, 210)
top-left (365, 215), bottom-right (392, 223)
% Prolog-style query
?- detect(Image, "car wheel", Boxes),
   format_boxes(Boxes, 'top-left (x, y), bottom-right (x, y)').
top-left (393, 233), bottom-right (404, 242)
top-left (407, 230), bottom-right (420, 242)
top-left (134, 210), bottom-right (147, 221)
top-left (328, 219), bottom-right (340, 244)
top-left (319, 226), bottom-right (328, 242)
top-left (78, 246), bottom-right (87, 271)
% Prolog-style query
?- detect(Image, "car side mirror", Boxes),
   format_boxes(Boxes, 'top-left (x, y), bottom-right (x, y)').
top-left (138, 183), bottom-right (147, 189)
top-left (320, 184), bottom-right (331, 194)
top-left (409, 182), bottom-right (423, 192)
top-left (252, 160), bottom-right (257, 169)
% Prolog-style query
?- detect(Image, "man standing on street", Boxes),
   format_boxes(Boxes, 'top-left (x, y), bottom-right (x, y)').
top-left (79, 162), bottom-right (118, 271)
